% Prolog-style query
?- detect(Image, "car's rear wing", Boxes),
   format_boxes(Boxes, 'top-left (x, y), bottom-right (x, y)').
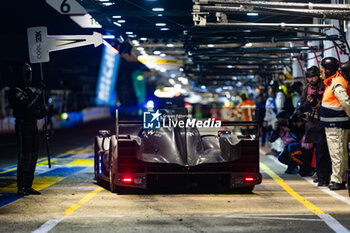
top-left (115, 109), bottom-right (259, 140)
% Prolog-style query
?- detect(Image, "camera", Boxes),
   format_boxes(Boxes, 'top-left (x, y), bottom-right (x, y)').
top-left (308, 93), bottom-right (320, 107)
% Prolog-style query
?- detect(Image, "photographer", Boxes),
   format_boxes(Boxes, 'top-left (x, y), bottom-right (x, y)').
top-left (269, 111), bottom-right (300, 174)
top-left (300, 66), bottom-right (331, 186)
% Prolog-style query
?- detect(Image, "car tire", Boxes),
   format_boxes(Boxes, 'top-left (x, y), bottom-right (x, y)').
top-left (94, 137), bottom-right (102, 184)
top-left (109, 136), bottom-right (119, 193)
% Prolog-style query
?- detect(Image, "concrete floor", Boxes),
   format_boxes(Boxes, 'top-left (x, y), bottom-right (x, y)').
top-left (0, 120), bottom-right (350, 233)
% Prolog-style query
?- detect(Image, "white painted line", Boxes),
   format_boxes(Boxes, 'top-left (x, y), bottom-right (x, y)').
top-left (261, 148), bottom-right (350, 206)
top-left (261, 149), bottom-right (350, 233)
top-left (304, 177), bottom-right (350, 206)
top-left (318, 214), bottom-right (350, 233)
top-left (32, 217), bottom-right (64, 233)
top-left (212, 214), bottom-right (322, 222)
top-left (63, 214), bottom-right (322, 222)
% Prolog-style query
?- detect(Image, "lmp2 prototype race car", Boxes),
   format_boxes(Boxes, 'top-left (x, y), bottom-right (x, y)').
top-left (94, 108), bottom-right (262, 193)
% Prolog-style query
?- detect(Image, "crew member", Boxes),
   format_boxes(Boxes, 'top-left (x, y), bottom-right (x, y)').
top-left (320, 57), bottom-right (350, 190)
top-left (8, 62), bottom-right (47, 195)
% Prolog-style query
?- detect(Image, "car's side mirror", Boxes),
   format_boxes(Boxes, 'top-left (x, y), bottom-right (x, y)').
top-left (218, 130), bottom-right (231, 137)
top-left (99, 130), bottom-right (111, 137)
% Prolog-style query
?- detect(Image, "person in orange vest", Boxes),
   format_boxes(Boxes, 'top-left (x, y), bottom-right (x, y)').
top-left (320, 57), bottom-right (350, 190)
top-left (237, 92), bottom-right (256, 135)
top-left (237, 93), bottom-right (256, 121)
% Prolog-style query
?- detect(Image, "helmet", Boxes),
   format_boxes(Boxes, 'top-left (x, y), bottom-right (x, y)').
top-left (279, 84), bottom-right (287, 96)
top-left (21, 62), bottom-right (32, 86)
top-left (9, 62), bottom-right (32, 87)
top-left (305, 66), bottom-right (320, 78)
top-left (321, 57), bottom-right (339, 78)
top-left (342, 60), bottom-right (350, 78)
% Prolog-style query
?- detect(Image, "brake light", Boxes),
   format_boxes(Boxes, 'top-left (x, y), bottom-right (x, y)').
top-left (122, 177), bottom-right (133, 183)
top-left (245, 177), bottom-right (255, 182)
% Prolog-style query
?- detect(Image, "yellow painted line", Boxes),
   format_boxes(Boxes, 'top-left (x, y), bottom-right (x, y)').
top-left (0, 145), bottom-right (93, 174)
top-left (36, 159), bottom-right (59, 166)
top-left (260, 162), bottom-right (324, 214)
top-left (0, 177), bottom-right (63, 193)
top-left (0, 167), bottom-right (16, 174)
top-left (63, 187), bottom-right (103, 216)
top-left (74, 146), bottom-right (93, 154)
top-left (66, 159), bottom-right (94, 167)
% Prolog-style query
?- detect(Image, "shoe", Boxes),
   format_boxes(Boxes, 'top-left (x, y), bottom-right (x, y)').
top-left (17, 187), bottom-right (29, 196)
top-left (317, 180), bottom-right (329, 186)
top-left (285, 166), bottom-right (299, 174)
top-left (329, 182), bottom-right (346, 190)
top-left (27, 188), bottom-right (41, 195)
top-left (313, 177), bottom-right (318, 183)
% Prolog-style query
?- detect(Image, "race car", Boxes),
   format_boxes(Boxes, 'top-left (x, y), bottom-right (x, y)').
top-left (94, 108), bottom-right (262, 193)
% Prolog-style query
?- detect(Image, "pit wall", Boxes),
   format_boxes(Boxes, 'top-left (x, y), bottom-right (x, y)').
top-left (0, 107), bottom-right (111, 134)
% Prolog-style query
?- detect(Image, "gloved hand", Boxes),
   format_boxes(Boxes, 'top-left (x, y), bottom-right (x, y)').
top-left (35, 88), bottom-right (43, 95)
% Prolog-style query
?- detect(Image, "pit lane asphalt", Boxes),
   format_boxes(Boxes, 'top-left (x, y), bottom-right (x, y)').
top-left (0, 119), bottom-right (350, 233)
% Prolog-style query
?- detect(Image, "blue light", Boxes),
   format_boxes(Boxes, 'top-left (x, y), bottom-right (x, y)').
top-left (146, 100), bottom-right (155, 109)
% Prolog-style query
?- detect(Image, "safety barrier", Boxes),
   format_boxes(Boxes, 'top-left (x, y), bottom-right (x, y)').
top-left (0, 106), bottom-right (111, 134)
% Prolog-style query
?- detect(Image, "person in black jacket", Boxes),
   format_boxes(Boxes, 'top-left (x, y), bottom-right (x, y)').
top-left (300, 66), bottom-right (331, 186)
top-left (8, 62), bottom-right (47, 195)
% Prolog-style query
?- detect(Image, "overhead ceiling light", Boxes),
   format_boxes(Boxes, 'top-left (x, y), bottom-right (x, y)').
top-left (156, 23), bottom-right (166, 26)
top-left (132, 40), bottom-right (139, 45)
top-left (102, 2), bottom-right (114, 6)
top-left (158, 14), bottom-right (163, 16)
top-left (245, 42), bottom-right (252, 47)
top-left (125, 32), bottom-right (133, 35)
top-left (174, 84), bottom-right (182, 90)
top-left (160, 53), bottom-right (166, 57)
top-left (207, 44), bottom-right (215, 47)
top-left (179, 68), bottom-right (184, 72)
top-left (112, 16), bottom-right (122, 18)
top-left (113, 22), bottom-right (122, 27)
top-left (201, 85), bottom-right (206, 89)
top-left (153, 50), bottom-right (161, 55)
top-left (166, 44), bottom-right (174, 47)
top-left (99, 0), bottom-right (109, 2)
top-left (102, 35), bottom-right (115, 39)
top-left (169, 79), bottom-right (176, 85)
top-left (160, 68), bottom-right (166, 72)
top-left (117, 20), bottom-right (126, 23)
top-left (160, 28), bottom-right (169, 31)
top-left (137, 47), bottom-right (144, 51)
top-left (178, 77), bottom-right (188, 85)
top-left (227, 65), bottom-right (234, 68)
top-left (152, 8), bottom-right (164, 12)
top-left (128, 35), bottom-right (136, 38)
top-left (140, 37), bottom-right (147, 41)
top-left (247, 12), bottom-right (259, 16)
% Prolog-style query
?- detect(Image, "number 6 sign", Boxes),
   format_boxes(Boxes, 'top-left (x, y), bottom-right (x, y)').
top-left (46, 0), bottom-right (87, 15)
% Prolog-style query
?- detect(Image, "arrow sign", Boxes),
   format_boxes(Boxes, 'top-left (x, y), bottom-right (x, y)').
top-left (27, 26), bottom-right (103, 63)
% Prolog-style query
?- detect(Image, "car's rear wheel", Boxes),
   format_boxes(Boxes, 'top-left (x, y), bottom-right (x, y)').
top-left (109, 165), bottom-right (118, 193)
top-left (109, 137), bottom-right (119, 193)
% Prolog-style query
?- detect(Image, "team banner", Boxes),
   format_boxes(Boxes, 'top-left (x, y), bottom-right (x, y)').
top-left (95, 44), bottom-right (120, 106)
